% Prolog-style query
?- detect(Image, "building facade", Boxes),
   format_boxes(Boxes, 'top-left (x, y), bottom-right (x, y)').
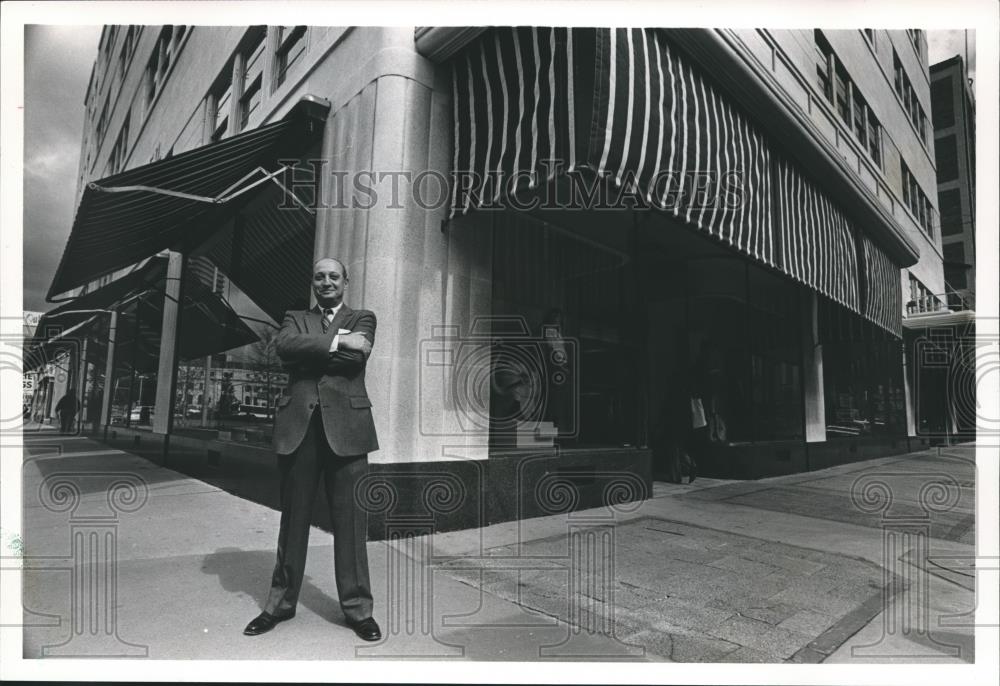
top-left (39, 25), bottom-right (952, 527)
top-left (930, 54), bottom-right (976, 311)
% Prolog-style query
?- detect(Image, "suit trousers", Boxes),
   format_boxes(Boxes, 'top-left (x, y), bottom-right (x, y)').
top-left (263, 409), bottom-right (373, 623)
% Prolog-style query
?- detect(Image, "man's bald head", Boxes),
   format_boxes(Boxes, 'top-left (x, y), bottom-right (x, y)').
top-left (313, 257), bottom-right (348, 280)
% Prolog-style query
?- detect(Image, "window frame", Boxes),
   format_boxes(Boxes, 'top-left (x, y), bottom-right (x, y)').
top-left (814, 31), bottom-right (883, 169)
top-left (863, 28), bottom-right (876, 51)
top-left (274, 25), bottom-right (307, 89)
top-left (867, 109), bottom-right (882, 167)
top-left (236, 31), bottom-right (267, 132)
top-left (107, 116), bottom-right (130, 175)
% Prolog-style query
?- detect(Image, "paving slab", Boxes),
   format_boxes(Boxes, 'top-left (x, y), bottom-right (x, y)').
top-left (436, 516), bottom-right (896, 662)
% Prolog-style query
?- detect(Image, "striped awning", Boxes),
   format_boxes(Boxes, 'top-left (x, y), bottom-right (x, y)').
top-left (774, 154), bottom-right (860, 313)
top-left (588, 28), bottom-right (778, 270)
top-left (451, 27), bottom-right (902, 334)
top-left (47, 96), bottom-right (329, 301)
top-left (450, 27), bottom-right (579, 214)
top-left (860, 233), bottom-right (903, 337)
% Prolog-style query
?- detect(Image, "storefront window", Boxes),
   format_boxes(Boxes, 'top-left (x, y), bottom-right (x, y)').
top-left (490, 211), bottom-right (642, 449)
top-left (747, 265), bottom-right (804, 441)
top-left (685, 257), bottom-right (754, 444)
top-left (107, 298), bottom-right (160, 428)
top-left (684, 258), bottom-right (804, 444)
top-left (820, 298), bottom-right (906, 438)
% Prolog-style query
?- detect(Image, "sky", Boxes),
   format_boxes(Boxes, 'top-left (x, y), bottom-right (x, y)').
top-left (20, 27), bottom-right (977, 314)
top-left (927, 29), bottom-right (977, 90)
top-left (23, 24), bottom-right (102, 313)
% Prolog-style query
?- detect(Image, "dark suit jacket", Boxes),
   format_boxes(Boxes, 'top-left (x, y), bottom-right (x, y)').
top-left (272, 304), bottom-right (379, 457)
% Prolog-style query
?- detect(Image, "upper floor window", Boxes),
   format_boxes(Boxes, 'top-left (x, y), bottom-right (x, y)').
top-left (935, 134), bottom-right (959, 183)
top-left (937, 189), bottom-right (964, 236)
top-left (862, 29), bottom-right (876, 51)
top-left (210, 77), bottom-right (233, 143)
top-left (118, 26), bottom-right (139, 74)
top-left (866, 109), bottom-right (882, 167)
top-left (274, 26), bottom-right (306, 89)
top-left (907, 29), bottom-right (923, 58)
top-left (143, 26), bottom-right (188, 117)
top-left (107, 113), bottom-right (131, 176)
top-left (99, 26), bottom-right (117, 75)
top-left (238, 31), bottom-right (266, 131)
top-left (95, 97), bottom-right (110, 147)
top-left (814, 30), bottom-right (883, 169)
top-left (93, 26), bottom-right (116, 95)
top-left (207, 28), bottom-right (265, 142)
top-left (893, 50), bottom-right (929, 147)
top-left (930, 75), bottom-right (955, 128)
top-left (900, 160), bottom-right (934, 238)
top-left (815, 30), bottom-right (834, 101)
top-left (907, 273), bottom-right (941, 314)
top-left (173, 25), bottom-right (187, 52)
top-left (833, 63), bottom-right (850, 124)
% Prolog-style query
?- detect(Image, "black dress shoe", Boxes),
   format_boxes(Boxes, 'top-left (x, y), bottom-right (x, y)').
top-left (243, 612), bottom-right (291, 636)
top-left (349, 617), bottom-right (381, 642)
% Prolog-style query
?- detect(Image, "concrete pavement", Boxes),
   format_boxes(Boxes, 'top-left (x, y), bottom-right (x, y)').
top-left (17, 423), bottom-right (975, 661)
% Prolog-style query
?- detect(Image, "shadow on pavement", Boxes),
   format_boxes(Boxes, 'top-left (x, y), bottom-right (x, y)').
top-left (200, 547), bottom-right (350, 628)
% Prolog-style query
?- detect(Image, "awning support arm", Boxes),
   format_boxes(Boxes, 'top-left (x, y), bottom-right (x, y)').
top-left (89, 165), bottom-right (315, 214)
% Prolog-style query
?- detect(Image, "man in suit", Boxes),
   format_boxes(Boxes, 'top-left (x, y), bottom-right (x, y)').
top-left (244, 257), bottom-right (381, 641)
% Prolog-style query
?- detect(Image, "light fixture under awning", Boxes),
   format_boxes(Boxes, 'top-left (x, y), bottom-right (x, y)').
top-left (46, 95), bottom-right (330, 301)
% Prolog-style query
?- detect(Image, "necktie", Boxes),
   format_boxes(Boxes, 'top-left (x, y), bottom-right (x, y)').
top-left (322, 308), bottom-right (333, 333)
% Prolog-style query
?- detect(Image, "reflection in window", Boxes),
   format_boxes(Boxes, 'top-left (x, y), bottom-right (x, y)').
top-left (684, 258), bottom-right (804, 444)
top-left (490, 212), bottom-right (640, 449)
top-left (819, 298), bottom-right (906, 438)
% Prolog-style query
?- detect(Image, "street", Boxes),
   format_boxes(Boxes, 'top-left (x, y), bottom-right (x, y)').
top-left (18, 424), bottom-right (975, 662)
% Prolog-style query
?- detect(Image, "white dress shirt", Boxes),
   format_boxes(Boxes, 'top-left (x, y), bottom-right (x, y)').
top-left (320, 302), bottom-right (344, 352)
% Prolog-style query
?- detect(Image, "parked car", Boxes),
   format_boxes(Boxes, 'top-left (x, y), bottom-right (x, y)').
top-left (237, 404), bottom-right (271, 421)
top-left (129, 405), bottom-right (155, 423)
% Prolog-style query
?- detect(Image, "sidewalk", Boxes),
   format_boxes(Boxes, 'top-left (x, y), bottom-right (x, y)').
top-left (18, 424), bottom-right (975, 662)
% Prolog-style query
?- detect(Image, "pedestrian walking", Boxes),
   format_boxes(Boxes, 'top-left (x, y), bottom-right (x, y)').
top-left (54, 389), bottom-right (79, 434)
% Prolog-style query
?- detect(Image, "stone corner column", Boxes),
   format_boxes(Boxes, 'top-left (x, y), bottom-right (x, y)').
top-left (801, 290), bottom-right (826, 443)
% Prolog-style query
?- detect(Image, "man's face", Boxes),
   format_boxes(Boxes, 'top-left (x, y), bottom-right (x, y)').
top-left (312, 259), bottom-right (347, 307)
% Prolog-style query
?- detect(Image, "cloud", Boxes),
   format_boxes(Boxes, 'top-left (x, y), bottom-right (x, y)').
top-left (22, 25), bottom-right (100, 311)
